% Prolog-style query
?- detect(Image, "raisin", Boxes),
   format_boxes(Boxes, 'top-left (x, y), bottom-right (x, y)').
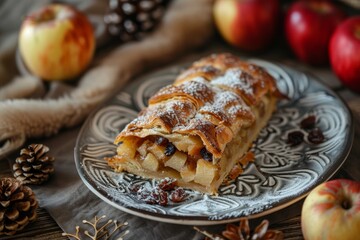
top-left (137, 189), bottom-right (156, 204)
top-left (169, 188), bottom-right (188, 203)
top-left (300, 115), bottom-right (316, 130)
top-left (200, 147), bottom-right (213, 161)
top-left (164, 142), bottom-right (176, 156)
top-left (287, 131), bottom-right (304, 146)
top-left (308, 128), bottom-right (325, 144)
top-left (158, 178), bottom-right (177, 191)
top-left (152, 188), bottom-right (168, 206)
top-left (155, 136), bottom-right (168, 146)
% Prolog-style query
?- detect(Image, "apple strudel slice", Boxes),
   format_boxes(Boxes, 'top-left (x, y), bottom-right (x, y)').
top-left (108, 53), bottom-right (282, 195)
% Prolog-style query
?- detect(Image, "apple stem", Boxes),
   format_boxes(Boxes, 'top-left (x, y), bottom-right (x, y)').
top-left (308, 2), bottom-right (331, 14)
top-left (355, 27), bottom-right (360, 40)
top-left (341, 199), bottom-right (351, 210)
top-left (35, 8), bottom-right (55, 23)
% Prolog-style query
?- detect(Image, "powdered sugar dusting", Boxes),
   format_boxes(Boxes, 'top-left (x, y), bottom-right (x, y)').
top-left (160, 100), bottom-right (195, 126)
top-left (212, 69), bottom-right (254, 95)
top-left (199, 91), bottom-right (252, 124)
top-left (181, 79), bottom-right (214, 102)
top-left (125, 100), bottom-right (196, 131)
top-left (182, 74), bottom-right (253, 123)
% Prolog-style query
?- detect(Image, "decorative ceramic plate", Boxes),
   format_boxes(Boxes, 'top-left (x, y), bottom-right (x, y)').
top-left (74, 59), bottom-right (353, 225)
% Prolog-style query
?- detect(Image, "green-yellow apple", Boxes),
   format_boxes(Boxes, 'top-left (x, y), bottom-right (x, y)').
top-left (301, 179), bottom-right (360, 240)
top-left (18, 3), bottom-right (95, 81)
top-left (213, 0), bottom-right (280, 52)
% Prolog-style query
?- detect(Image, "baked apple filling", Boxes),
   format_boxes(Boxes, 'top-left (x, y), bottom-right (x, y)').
top-left (110, 134), bottom-right (221, 188)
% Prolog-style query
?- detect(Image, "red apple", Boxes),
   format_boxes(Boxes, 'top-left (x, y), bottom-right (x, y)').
top-left (284, 0), bottom-right (346, 65)
top-left (301, 179), bottom-right (360, 240)
top-left (213, 0), bottom-right (280, 52)
top-left (329, 16), bottom-right (360, 93)
top-left (18, 3), bottom-right (95, 81)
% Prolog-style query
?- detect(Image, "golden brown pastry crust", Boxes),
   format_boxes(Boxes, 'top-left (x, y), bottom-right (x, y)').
top-left (109, 53), bottom-right (281, 194)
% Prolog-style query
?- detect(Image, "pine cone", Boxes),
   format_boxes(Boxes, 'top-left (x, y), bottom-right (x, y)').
top-left (195, 218), bottom-right (283, 240)
top-left (13, 144), bottom-right (55, 185)
top-left (0, 178), bottom-right (38, 236)
top-left (222, 218), bottom-right (283, 240)
top-left (104, 0), bottom-right (171, 41)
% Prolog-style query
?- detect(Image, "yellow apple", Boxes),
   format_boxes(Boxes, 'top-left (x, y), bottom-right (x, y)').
top-left (301, 179), bottom-right (360, 240)
top-left (18, 3), bottom-right (95, 81)
top-left (213, 0), bottom-right (280, 52)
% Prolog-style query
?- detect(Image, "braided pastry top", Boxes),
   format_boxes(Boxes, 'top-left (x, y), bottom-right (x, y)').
top-left (115, 53), bottom-right (280, 158)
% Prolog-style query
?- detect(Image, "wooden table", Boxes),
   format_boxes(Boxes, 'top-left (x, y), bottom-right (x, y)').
top-left (1, 39), bottom-right (360, 239)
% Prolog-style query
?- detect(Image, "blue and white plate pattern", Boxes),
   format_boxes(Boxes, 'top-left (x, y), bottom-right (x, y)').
top-left (75, 59), bottom-right (353, 225)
